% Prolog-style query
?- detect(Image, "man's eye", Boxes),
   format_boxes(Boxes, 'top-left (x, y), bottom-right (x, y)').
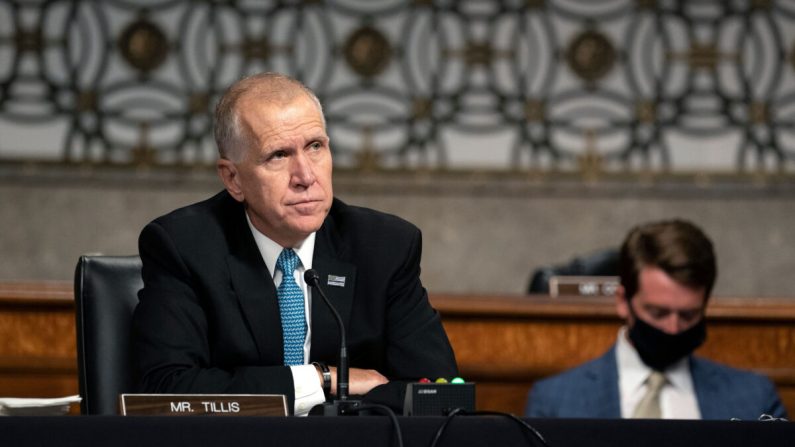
top-left (679, 311), bottom-right (701, 321)
top-left (648, 308), bottom-right (668, 319)
top-left (270, 151), bottom-right (287, 160)
top-left (309, 142), bottom-right (322, 150)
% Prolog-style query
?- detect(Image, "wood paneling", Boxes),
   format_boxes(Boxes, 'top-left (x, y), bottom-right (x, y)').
top-left (1, 282), bottom-right (793, 418)
top-left (0, 282), bottom-right (77, 398)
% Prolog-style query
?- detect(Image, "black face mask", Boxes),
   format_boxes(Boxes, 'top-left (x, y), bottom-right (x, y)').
top-left (627, 307), bottom-right (707, 371)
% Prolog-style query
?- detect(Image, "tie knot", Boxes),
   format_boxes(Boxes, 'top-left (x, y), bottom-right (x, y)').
top-left (276, 248), bottom-right (300, 274)
top-left (646, 371), bottom-right (667, 391)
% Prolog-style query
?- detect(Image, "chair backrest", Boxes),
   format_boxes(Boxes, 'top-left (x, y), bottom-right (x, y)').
top-left (74, 255), bottom-right (142, 415)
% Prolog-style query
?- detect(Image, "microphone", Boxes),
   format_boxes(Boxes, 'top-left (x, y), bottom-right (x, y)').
top-left (304, 269), bottom-right (358, 415)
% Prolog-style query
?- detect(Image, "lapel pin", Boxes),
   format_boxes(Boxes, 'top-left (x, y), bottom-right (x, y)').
top-left (327, 275), bottom-right (346, 287)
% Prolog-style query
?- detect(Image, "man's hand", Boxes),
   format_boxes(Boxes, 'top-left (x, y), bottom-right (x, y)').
top-left (324, 366), bottom-right (388, 396)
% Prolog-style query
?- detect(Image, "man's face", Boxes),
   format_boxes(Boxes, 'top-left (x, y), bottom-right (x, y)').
top-left (616, 266), bottom-right (706, 335)
top-left (217, 94), bottom-right (333, 247)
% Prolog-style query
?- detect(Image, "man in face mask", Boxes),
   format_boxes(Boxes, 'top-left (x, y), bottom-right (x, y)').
top-left (525, 219), bottom-right (787, 420)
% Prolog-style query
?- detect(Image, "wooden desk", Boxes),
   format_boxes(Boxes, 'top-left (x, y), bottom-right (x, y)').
top-left (0, 282), bottom-right (76, 399)
top-left (1, 282), bottom-right (793, 417)
top-left (3, 416), bottom-right (795, 447)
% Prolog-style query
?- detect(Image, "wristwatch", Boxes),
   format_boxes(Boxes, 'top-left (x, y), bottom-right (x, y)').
top-left (312, 361), bottom-right (331, 399)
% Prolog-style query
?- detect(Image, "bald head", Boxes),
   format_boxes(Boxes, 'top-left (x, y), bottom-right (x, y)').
top-left (214, 72), bottom-right (324, 162)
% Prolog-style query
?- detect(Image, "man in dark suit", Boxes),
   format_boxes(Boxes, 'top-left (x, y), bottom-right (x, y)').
top-left (132, 73), bottom-right (458, 415)
top-left (525, 219), bottom-right (786, 420)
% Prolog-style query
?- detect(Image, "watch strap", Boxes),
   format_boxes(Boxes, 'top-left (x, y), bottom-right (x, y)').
top-left (312, 361), bottom-right (331, 399)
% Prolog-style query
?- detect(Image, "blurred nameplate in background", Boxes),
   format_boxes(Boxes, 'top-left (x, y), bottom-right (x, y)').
top-left (549, 276), bottom-right (620, 298)
top-left (120, 394), bottom-right (287, 417)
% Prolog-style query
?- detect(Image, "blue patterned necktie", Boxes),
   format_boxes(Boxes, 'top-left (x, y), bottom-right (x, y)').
top-left (276, 248), bottom-right (306, 366)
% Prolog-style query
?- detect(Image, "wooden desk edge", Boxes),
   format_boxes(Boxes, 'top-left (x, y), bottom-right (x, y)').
top-left (430, 294), bottom-right (795, 321)
top-left (3, 281), bottom-right (795, 321)
top-left (0, 281), bottom-right (74, 307)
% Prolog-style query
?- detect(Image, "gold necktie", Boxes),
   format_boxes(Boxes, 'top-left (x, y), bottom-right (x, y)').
top-left (632, 371), bottom-right (666, 418)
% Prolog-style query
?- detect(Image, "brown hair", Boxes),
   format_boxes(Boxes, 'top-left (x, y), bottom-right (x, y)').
top-left (619, 219), bottom-right (717, 302)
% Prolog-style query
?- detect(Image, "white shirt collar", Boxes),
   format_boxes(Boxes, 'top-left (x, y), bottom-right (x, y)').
top-left (245, 213), bottom-right (315, 277)
top-left (616, 326), bottom-right (652, 395)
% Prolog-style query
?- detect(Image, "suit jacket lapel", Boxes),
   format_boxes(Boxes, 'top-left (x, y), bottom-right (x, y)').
top-left (225, 204), bottom-right (284, 366)
top-left (691, 357), bottom-right (721, 418)
top-left (309, 210), bottom-right (356, 362)
top-left (584, 347), bottom-right (622, 418)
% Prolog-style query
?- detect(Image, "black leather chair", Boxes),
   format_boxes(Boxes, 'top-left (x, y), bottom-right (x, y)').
top-left (527, 247), bottom-right (620, 294)
top-left (74, 255), bottom-right (142, 415)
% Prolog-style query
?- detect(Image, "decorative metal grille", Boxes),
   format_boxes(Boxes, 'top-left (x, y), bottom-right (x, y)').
top-left (1, 0), bottom-right (794, 176)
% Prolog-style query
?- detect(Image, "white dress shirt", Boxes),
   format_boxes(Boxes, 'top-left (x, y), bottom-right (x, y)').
top-left (246, 215), bottom-right (326, 416)
top-left (615, 327), bottom-right (702, 419)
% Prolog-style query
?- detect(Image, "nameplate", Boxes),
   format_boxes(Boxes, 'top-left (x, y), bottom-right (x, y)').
top-left (549, 276), bottom-right (619, 297)
top-left (119, 394), bottom-right (288, 416)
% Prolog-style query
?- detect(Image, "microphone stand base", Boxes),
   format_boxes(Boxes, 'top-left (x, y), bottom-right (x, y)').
top-left (309, 399), bottom-right (362, 416)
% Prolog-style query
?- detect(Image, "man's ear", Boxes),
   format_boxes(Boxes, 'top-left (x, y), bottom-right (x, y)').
top-left (615, 284), bottom-right (630, 319)
top-left (217, 159), bottom-right (244, 202)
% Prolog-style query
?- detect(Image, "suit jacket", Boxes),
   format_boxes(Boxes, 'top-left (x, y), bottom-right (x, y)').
top-left (525, 345), bottom-right (787, 420)
top-left (132, 191), bottom-right (458, 411)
